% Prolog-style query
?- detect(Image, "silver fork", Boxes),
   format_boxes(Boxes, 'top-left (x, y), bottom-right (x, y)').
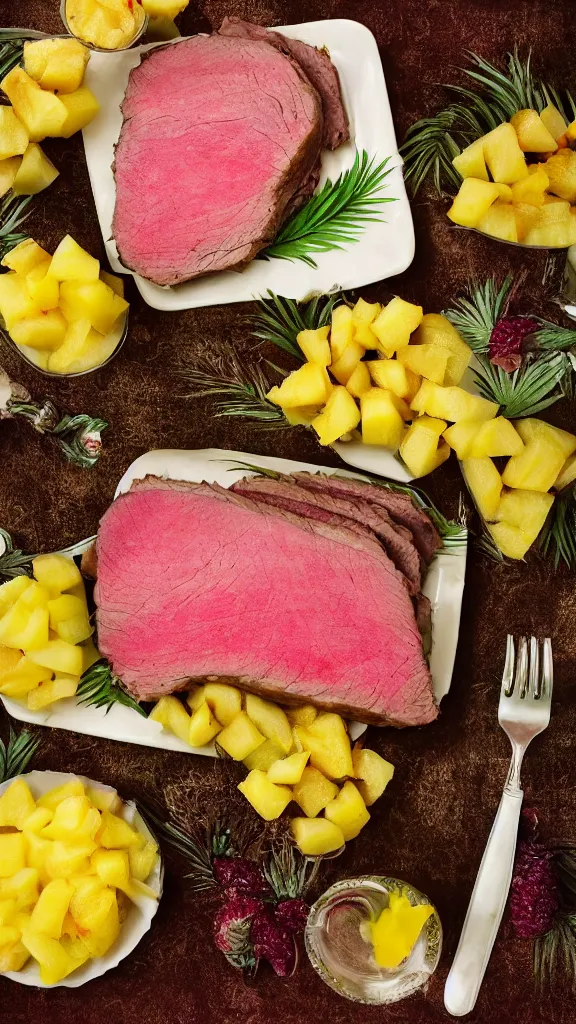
top-left (444, 635), bottom-right (553, 1017)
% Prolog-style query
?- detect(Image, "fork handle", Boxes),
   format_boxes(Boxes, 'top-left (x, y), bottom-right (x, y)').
top-left (444, 787), bottom-right (523, 1017)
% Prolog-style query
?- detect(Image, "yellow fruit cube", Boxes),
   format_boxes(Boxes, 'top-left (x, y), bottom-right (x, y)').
top-left (324, 781), bottom-right (370, 840)
top-left (351, 297), bottom-right (381, 326)
top-left (46, 318), bottom-right (91, 374)
top-left (411, 380), bottom-right (498, 422)
top-left (371, 297), bottom-right (423, 357)
top-left (91, 848), bottom-right (130, 888)
top-left (345, 361), bottom-right (372, 398)
top-left (97, 811), bottom-right (142, 849)
top-left (352, 748), bottom-right (394, 806)
top-left (400, 417), bottom-right (450, 478)
top-left (311, 385), bottom-right (361, 445)
top-left (59, 278), bottom-right (127, 334)
top-left (0, 272), bottom-right (36, 329)
top-left (502, 437), bottom-right (566, 492)
top-left (9, 309), bottom-right (67, 350)
top-left (443, 420), bottom-right (482, 459)
top-left (0, 834), bottom-right (26, 877)
top-left (540, 104), bottom-right (568, 141)
top-left (0, 938), bottom-right (30, 972)
top-left (26, 261), bottom-right (60, 312)
top-left (48, 234), bottom-right (99, 281)
top-left (452, 138), bottom-right (488, 180)
top-left (47, 594), bottom-right (91, 645)
top-left (99, 269), bottom-right (124, 296)
top-left (0, 656), bottom-right (52, 698)
top-left (360, 388), bottom-right (405, 448)
top-left (0, 868), bottom-right (39, 908)
top-left (185, 684), bottom-right (205, 712)
top-left (145, 14), bottom-right (181, 39)
top-left (24, 38), bottom-right (89, 94)
top-left (244, 694), bottom-right (292, 753)
top-left (292, 767), bottom-right (339, 817)
top-left (57, 87), bottom-right (100, 138)
top-left (0, 603), bottom-right (49, 651)
top-left (544, 150), bottom-right (576, 202)
top-left (0, 106), bottom-right (28, 161)
top-left (462, 457), bottom-right (503, 519)
top-left (203, 682), bottom-right (242, 726)
top-left (268, 362), bottom-right (331, 409)
top-left (0, 899), bottom-right (16, 926)
top-left (243, 739), bottom-right (286, 772)
top-left (79, 898), bottom-right (120, 958)
top-left (410, 314), bottom-right (471, 387)
top-left (285, 704), bottom-right (317, 727)
top-left (511, 166), bottom-right (549, 207)
top-left (21, 926), bottom-right (76, 985)
top-left (188, 701), bottom-right (222, 747)
top-left (19, 580), bottom-right (50, 611)
top-left (32, 553), bottom-right (82, 594)
top-left (0, 155), bottom-right (22, 197)
top-left (291, 817), bottom-right (345, 856)
top-left (447, 178), bottom-right (500, 227)
top-left (468, 417), bottom-right (524, 458)
top-left (128, 841), bottom-right (158, 883)
top-left (237, 770), bottom-right (292, 821)
top-left (38, 781), bottom-right (85, 810)
top-left (366, 358), bottom-right (409, 396)
top-left (22, 807), bottom-right (53, 833)
top-left (514, 202), bottom-right (543, 241)
top-left (554, 453), bottom-right (576, 492)
top-left (482, 122), bottom-right (529, 183)
top-left (26, 639), bottom-right (83, 676)
top-left (397, 344), bottom-right (448, 384)
top-left (70, 877), bottom-right (116, 933)
top-left (0, 644), bottom-right (22, 677)
top-left (496, 487), bottom-right (553, 536)
top-left (0, 575), bottom-right (32, 616)
top-left (330, 341), bottom-right (364, 385)
top-left (477, 201), bottom-right (518, 243)
top-left (296, 326), bottom-right (331, 365)
top-left (353, 321), bottom-right (379, 348)
top-left (86, 787), bottom-right (121, 814)
top-left (295, 713), bottom-right (353, 780)
top-left (510, 109), bottom-right (557, 152)
top-left (217, 711), bottom-right (266, 760)
top-left (12, 143), bottom-right (59, 196)
top-left (267, 752), bottom-right (310, 785)
top-left (149, 695), bottom-right (190, 743)
top-left (40, 796), bottom-right (93, 841)
top-left (330, 304), bottom-right (354, 361)
top-left (1, 68), bottom-right (67, 142)
top-left (30, 879), bottom-right (72, 939)
top-left (515, 418), bottom-right (576, 458)
top-left (488, 522), bottom-right (533, 559)
top-left (45, 842), bottom-right (94, 880)
top-left (0, 779), bottom-right (36, 829)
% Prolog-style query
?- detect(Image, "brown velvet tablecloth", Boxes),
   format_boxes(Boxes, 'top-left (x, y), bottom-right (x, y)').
top-left (1, 1), bottom-right (576, 1021)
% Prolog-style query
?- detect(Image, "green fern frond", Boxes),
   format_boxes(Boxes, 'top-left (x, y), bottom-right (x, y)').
top-left (0, 528), bottom-right (34, 582)
top-left (0, 194), bottom-right (34, 262)
top-left (443, 275), bottom-right (513, 352)
top-left (472, 351), bottom-right (568, 418)
top-left (77, 659), bottom-right (147, 717)
top-left (180, 359), bottom-right (287, 426)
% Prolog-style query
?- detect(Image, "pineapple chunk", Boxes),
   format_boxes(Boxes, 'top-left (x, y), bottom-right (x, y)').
top-left (452, 138), bottom-right (488, 181)
top-left (99, 269), bottom-right (124, 297)
top-left (523, 217), bottom-right (575, 248)
top-left (245, 694), bottom-right (292, 753)
top-left (371, 297), bottom-right (423, 357)
top-left (514, 202), bottom-right (543, 242)
top-left (462, 457), bottom-right (503, 519)
top-left (447, 178), bottom-right (500, 227)
top-left (544, 150), bottom-right (576, 202)
top-left (9, 309), bottom-right (67, 351)
top-left (410, 314), bottom-right (471, 387)
top-left (482, 122), bottom-right (528, 183)
top-left (511, 165), bottom-right (549, 207)
top-left (22, 807), bottom-right (53, 832)
top-left (32, 553), bottom-right (82, 593)
top-left (351, 297), bottom-right (381, 326)
top-left (97, 811), bottom-right (141, 849)
top-left (360, 388), bottom-right (405, 448)
top-left (296, 326), bottom-right (331, 365)
top-left (0, 868), bottom-right (39, 908)
top-left (48, 234), bottom-right (99, 281)
top-left (59, 278), bottom-right (128, 334)
top-left (87, 787), bottom-right (121, 814)
top-left (58, 87), bottom-right (100, 138)
top-left (268, 362), bottom-right (331, 409)
top-left (510, 109), bottom-right (557, 152)
top-left (38, 781), bottom-right (85, 810)
top-left (47, 594), bottom-right (91, 645)
top-left (346, 361), bottom-right (372, 398)
top-left (0, 575), bottom-right (32, 616)
top-left (352, 748), bottom-right (394, 806)
top-left (0, 657), bottom-right (52, 698)
top-left (443, 420), bottom-right (483, 459)
top-left (488, 522), bottom-right (534, 560)
top-left (203, 682), bottom-right (241, 726)
top-left (185, 684), bottom-right (205, 712)
top-left (291, 817), bottom-right (344, 856)
top-left (397, 344), bottom-right (448, 384)
top-left (292, 767), bottom-right (338, 818)
top-left (23, 38), bottom-right (90, 94)
top-left (21, 926), bottom-right (76, 985)
top-left (324, 781), bottom-right (370, 841)
top-left (539, 104), bottom-right (568, 141)
top-left (0, 603), bottom-right (49, 651)
top-left (294, 713), bottom-right (353, 780)
top-left (25, 260), bottom-right (59, 309)
top-left (45, 841), bottom-right (95, 880)
top-left (188, 701), bottom-right (222, 747)
top-left (30, 879), bottom-right (72, 939)
top-left (366, 358), bottom-right (409, 397)
top-left (142, 0), bottom-right (187, 16)
top-left (502, 437), bottom-right (566, 492)
top-left (283, 406), bottom-right (322, 427)
top-left (353, 321), bottom-right (379, 348)
top-left (46, 318), bottom-right (92, 374)
top-left (411, 380), bottom-right (498, 422)
top-left (79, 899), bottom-right (119, 958)
top-left (12, 143), bottom-right (59, 196)
top-left (0, 106), bottom-right (29, 161)
top-left (494, 183), bottom-right (513, 201)
top-left (237, 770), bottom-right (292, 821)
top-left (468, 417), bottom-right (524, 458)
top-left (267, 752), bottom-right (310, 785)
top-left (400, 418), bottom-right (450, 478)
top-left (217, 711), bottom-right (266, 760)
top-left (28, 674), bottom-right (79, 710)
top-left (0, 900), bottom-right (17, 925)
top-left (0, 833), bottom-right (26, 877)
top-left (148, 695), bottom-right (189, 743)
top-left (129, 841), bottom-right (158, 882)
top-left (496, 488), bottom-right (554, 535)
top-left (90, 849), bottom-right (129, 889)
top-left (0, 272), bottom-right (36, 329)
top-left (71, 879), bottom-right (116, 931)
top-left (0, 780), bottom-right (36, 830)
top-left (514, 418), bottom-right (576, 459)
top-left (330, 304), bottom-right (354, 361)
top-left (330, 341), bottom-right (364, 384)
top-left (554, 453), bottom-right (576, 492)
top-left (1, 68), bottom-right (67, 142)
top-left (0, 155), bottom-right (22, 198)
top-left (24, 638), bottom-right (81, 676)
top-left (477, 201), bottom-right (518, 243)
top-left (243, 738), bottom-right (286, 772)
top-left (145, 15), bottom-right (181, 40)
top-left (0, 643), bottom-right (22, 676)
top-left (0, 940), bottom-right (29, 972)
top-left (311, 385), bottom-right (361, 445)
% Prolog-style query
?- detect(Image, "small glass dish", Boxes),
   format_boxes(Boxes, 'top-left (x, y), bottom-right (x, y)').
top-left (60, 0), bottom-right (148, 52)
top-left (305, 875), bottom-right (442, 1005)
top-left (1, 310), bottom-right (128, 378)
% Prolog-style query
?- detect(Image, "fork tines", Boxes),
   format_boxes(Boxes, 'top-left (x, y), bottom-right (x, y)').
top-left (502, 635), bottom-right (553, 701)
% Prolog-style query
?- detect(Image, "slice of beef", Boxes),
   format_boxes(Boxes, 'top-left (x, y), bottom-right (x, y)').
top-left (112, 35), bottom-right (323, 286)
top-left (219, 17), bottom-right (349, 150)
top-left (230, 476), bottom-right (422, 595)
top-left (94, 476), bottom-right (436, 727)
top-left (291, 473), bottom-right (442, 563)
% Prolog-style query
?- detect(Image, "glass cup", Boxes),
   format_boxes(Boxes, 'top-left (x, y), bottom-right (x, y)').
top-left (2, 311), bottom-right (128, 378)
top-left (305, 875), bottom-right (442, 1005)
top-left (60, 0), bottom-right (148, 52)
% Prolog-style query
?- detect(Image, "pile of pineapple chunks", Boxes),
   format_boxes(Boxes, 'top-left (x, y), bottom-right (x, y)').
top-left (151, 686), bottom-right (395, 857)
top-left (0, 554), bottom-right (99, 711)
top-left (448, 105), bottom-right (576, 246)
top-left (0, 39), bottom-right (99, 199)
top-left (0, 235), bottom-right (128, 373)
top-left (0, 776), bottom-right (158, 983)
top-left (65, 0), bottom-right (146, 50)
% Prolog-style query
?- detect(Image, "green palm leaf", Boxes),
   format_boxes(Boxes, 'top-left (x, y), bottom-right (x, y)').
top-left (0, 194), bottom-right (34, 263)
top-left (262, 151), bottom-right (396, 267)
top-left (248, 290), bottom-right (344, 359)
top-left (472, 351), bottom-right (568, 418)
top-left (0, 726), bottom-right (40, 783)
top-left (0, 528), bottom-right (34, 582)
top-left (77, 659), bottom-right (147, 717)
top-left (443, 275), bottom-right (513, 352)
top-left (539, 484), bottom-right (576, 569)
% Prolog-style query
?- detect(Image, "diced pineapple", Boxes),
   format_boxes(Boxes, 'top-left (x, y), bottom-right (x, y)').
top-left (496, 488), bottom-right (554, 535)
top-left (142, 0), bottom-right (187, 16)
top-left (26, 639), bottom-right (83, 676)
top-left (511, 165), bottom-right (549, 207)
top-left (79, 898), bottom-right (120, 958)
top-left (9, 309), bottom-right (67, 351)
top-left (397, 344), bottom-right (448, 384)
top-left (345, 361), bottom-right (372, 398)
top-left (488, 522), bottom-right (533, 559)
top-left (217, 712), bottom-right (266, 760)
top-left (371, 297), bottom-right (423, 357)
top-left (0, 155), bottom-right (22, 198)
top-left (540, 104), bottom-right (568, 141)
top-left (268, 362), bottom-right (331, 409)
top-left (185, 684), bottom-right (205, 712)
top-left (462, 457), bottom-right (503, 519)
top-left (400, 418), bottom-right (450, 478)
top-left (330, 304), bottom-right (354, 361)
top-left (1, 68), bottom-right (67, 142)
top-left (0, 939), bottom-right (29, 973)
top-left (59, 278), bottom-right (128, 334)
top-left (22, 807), bottom-right (53, 833)
top-left (46, 318), bottom-right (92, 374)
top-left (19, 580), bottom-right (50, 611)
top-left (292, 767), bottom-right (339, 818)
top-left (494, 183), bottom-right (513, 201)
top-left (237, 770), bottom-right (292, 821)
top-left (447, 178), bottom-right (500, 227)
top-left (523, 217), bottom-right (575, 248)
top-left (24, 38), bottom-right (90, 94)
top-left (97, 811), bottom-right (141, 850)
top-left (244, 694), bottom-right (292, 753)
top-left (282, 405), bottom-right (321, 427)
top-left (0, 272), bottom-right (36, 329)
top-left (243, 738), bottom-right (286, 772)
top-left (410, 314), bottom-right (472, 387)
top-left (71, 880), bottom-right (116, 934)
top-left (514, 202), bottom-right (543, 241)
top-left (0, 900), bottom-right (17, 926)
top-left (0, 575), bottom-right (32, 616)
top-left (21, 926), bottom-right (76, 985)
top-left (296, 326), bottom-right (331, 365)
top-left (203, 682), bottom-right (241, 726)
top-left (38, 781), bottom-right (85, 811)
top-left (468, 417), bottom-right (524, 458)
top-left (0, 780), bottom-right (36, 830)
top-left (12, 143), bottom-right (59, 196)
top-left (443, 420), bottom-right (482, 459)
top-left (410, 380), bottom-right (498, 422)
top-left (0, 644), bottom-right (22, 678)
top-left (291, 817), bottom-right (345, 856)
top-left (29, 879), bottom-right (72, 939)
top-left (352, 748), bottom-right (394, 806)
top-left (360, 388), bottom-right (405, 448)
top-left (90, 849), bottom-right (129, 889)
top-left (544, 150), bottom-right (576, 202)
top-left (482, 122), bottom-right (528, 183)
top-left (149, 695), bottom-right (190, 743)
top-left (295, 713), bottom-right (353, 780)
top-left (47, 594), bottom-right (91, 645)
top-left (514, 418), bottom-right (576, 458)
top-left (324, 781), bottom-right (370, 841)
top-left (48, 234), bottom-right (99, 281)
top-left (188, 701), bottom-right (222, 747)
top-left (86, 787), bottom-right (121, 814)
top-left (267, 752), bottom-right (310, 785)
top-left (0, 868), bottom-right (39, 908)
top-left (0, 834), bottom-right (26, 877)
top-left (452, 138), bottom-right (488, 180)
top-left (145, 14), bottom-right (181, 40)
top-left (0, 657), bottom-right (52, 698)
top-left (366, 358), bottom-right (409, 397)
top-left (502, 437), bottom-right (566, 491)
top-left (330, 341), bottom-right (364, 385)
top-left (0, 603), bottom-right (49, 651)
top-left (353, 321), bottom-right (379, 348)
top-left (311, 385), bottom-right (361, 445)
top-left (477, 201), bottom-right (518, 243)
top-left (45, 841), bottom-right (95, 880)
top-left (0, 106), bottom-right (28, 161)
top-left (57, 87), bottom-right (100, 138)
top-left (32, 553), bottom-right (82, 594)
top-left (25, 262), bottom-right (60, 312)
top-left (554, 453), bottom-right (576, 491)
top-left (351, 297), bottom-right (381, 326)
top-left (28, 674), bottom-right (79, 710)
top-left (99, 269), bottom-right (124, 297)
top-left (510, 109), bottom-right (557, 152)
top-left (128, 841), bottom-right (158, 883)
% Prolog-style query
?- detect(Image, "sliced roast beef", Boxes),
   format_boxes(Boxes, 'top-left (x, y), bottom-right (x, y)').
top-left (112, 35), bottom-right (323, 286)
top-left (94, 476), bottom-right (437, 727)
top-left (219, 17), bottom-right (349, 150)
top-left (292, 473), bottom-right (442, 563)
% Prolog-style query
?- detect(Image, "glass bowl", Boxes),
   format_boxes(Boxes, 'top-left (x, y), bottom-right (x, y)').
top-left (305, 875), bottom-right (442, 1005)
top-left (2, 310), bottom-right (128, 378)
top-left (60, 0), bottom-right (148, 52)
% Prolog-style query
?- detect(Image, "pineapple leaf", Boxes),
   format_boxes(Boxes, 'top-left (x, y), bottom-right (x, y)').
top-left (77, 659), bottom-right (147, 717)
top-left (400, 107), bottom-right (466, 195)
top-left (471, 351), bottom-right (568, 418)
top-left (0, 725), bottom-right (41, 783)
top-left (539, 484), bottom-right (576, 570)
top-left (179, 358), bottom-right (288, 426)
top-left (0, 528), bottom-right (34, 582)
top-left (442, 275), bottom-right (514, 352)
top-left (248, 290), bottom-right (344, 360)
top-left (532, 322), bottom-right (576, 352)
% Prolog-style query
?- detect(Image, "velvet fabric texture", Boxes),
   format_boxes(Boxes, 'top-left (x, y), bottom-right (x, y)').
top-left (1, 1), bottom-right (575, 1021)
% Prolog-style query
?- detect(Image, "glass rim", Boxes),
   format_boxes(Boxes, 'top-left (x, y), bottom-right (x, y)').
top-left (60, 0), bottom-right (149, 52)
top-left (1, 310), bottom-right (129, 378)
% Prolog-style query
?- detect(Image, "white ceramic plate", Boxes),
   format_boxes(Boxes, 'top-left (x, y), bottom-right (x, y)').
top-left (0, 770), bottom-right (163, 988)
top-left (1, 450), bottom-right (466, 750)
top-left (81, 19), bottom-right (414, 310)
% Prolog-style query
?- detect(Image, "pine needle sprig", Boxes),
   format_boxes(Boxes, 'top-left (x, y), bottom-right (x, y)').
top-left (248, 291), bottom-right (344, 360)
top-left (400, 107), bottom-right (466, 195)
top-left (0, 34), bottom-right (24, 79)
top-left (263, 836), bottom-right (320, 899)
top-left (0, 726), bottom-right (40, 783)
top-left (539, 485), bottom-right (576, 569)
top-left (0, 528), bottom-right (34, 582)
top-left (472, 351), bottom-right (568, 418)
top-left (77, 658), bottom-right (147, 717)
top-left (180, 359), bottom-right (287, 426)
top-left (140, 806), bottom-right (218, 892)
top-left (0, 195), bottom-right (34, 262)
top-left (443, 275), bottom-right (513, 352)
top-left (262, 151), bottom-right (396, 268)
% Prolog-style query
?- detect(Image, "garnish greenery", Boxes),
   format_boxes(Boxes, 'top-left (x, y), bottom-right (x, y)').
top-left (0, 528), bottom-right (34, 582)
top-left (77, 658), bottom-right (147, 717)
top-left (0, 31), bottom-right (25, 80)
top-left (0, 725), bottom-right (40, 783)
top-left (534, 842), bottom-right (576, 992)
top-left (539, 484), bottom-right (576, 570)
top-left (180, 358), bottom-right (286, 426)
top-left (472, 352), bottom-right (570, 418)
top-left (443, 275), bottom-right (514, 352)
top-left (401, 49), bottom-right (576, 196)
top-left (0, 195), bottom-right (34, 263)
top-left (249, 291), bottom-right (345, 360)
top-left (5, 393), bottom-right (108, 469)
top-left (262, 150), bottom-right (396, 268)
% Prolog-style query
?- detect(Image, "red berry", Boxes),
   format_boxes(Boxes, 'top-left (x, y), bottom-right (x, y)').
top-left (489, 317), bottom-right (540, 372)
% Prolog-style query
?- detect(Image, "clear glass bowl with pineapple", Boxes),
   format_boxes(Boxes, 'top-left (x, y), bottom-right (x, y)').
top-left (61, 0), bottom-right (148, 52)
top-left (0, 234), bottom-right (129, 376)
